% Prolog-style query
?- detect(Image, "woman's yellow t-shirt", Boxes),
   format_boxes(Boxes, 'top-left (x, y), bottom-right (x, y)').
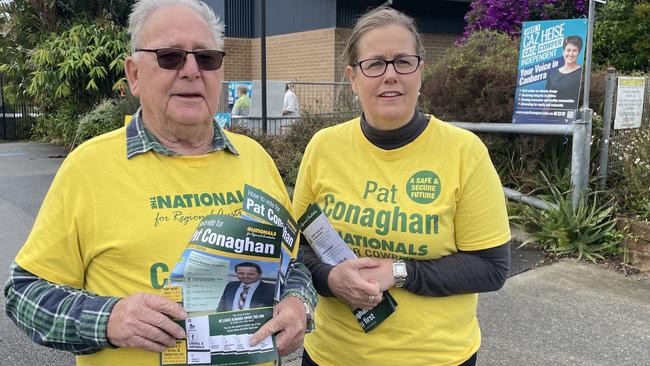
top-left (292, 116), bottom-right (511, 366)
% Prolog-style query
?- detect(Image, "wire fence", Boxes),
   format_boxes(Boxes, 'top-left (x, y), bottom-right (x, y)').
top-left (290, 81), bottom-right (359, 115)
top-left (0, 73), bottom-right (40, 140)
top-left (0, 104), bottom-right (40, 140)
top-left (220, 81), bottom-right (360, 135)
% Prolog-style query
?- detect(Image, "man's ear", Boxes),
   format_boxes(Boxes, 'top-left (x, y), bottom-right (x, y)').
top-left (124, 56), bottom-right (140, 97)
top-left (345, 65), bottom-right (358, 94)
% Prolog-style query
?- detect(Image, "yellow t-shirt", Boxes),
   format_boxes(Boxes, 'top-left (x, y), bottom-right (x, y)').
top-left (292, 116), bottom-right (511, 366)
top-left (16, 127), bottom-right (294, 366)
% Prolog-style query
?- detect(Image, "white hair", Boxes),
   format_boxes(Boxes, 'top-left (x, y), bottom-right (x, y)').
top-left (128, 0), bottom-right (225, 53)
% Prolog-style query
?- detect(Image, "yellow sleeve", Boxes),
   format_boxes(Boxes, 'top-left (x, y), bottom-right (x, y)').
top-left (292, 137), bottom-right (318, 219)
top-left (16, 157), bottom-right (92, 288)
top-left (454, 142), bottom-right (511, 250)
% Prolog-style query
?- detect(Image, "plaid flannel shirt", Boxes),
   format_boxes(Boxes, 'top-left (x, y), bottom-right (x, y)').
top-left (4, 112), bottom-right (316, 355)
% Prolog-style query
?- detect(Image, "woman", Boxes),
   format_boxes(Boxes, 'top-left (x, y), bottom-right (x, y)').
top-left (546, 35), bottom-right (583, 104)
top-left (231, 84), bottom-right (251, 116)
top-left (292, 7), bottom-right (511, 366)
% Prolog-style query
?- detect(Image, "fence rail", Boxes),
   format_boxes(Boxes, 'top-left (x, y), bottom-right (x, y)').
top-left (218, 80), bottom-right (360, 116)
top-left (0, 104), bottom-right (40, 140)
top-left (221, 80), bottom-right (360, 135)
top-left (0, 73), bottom-right (39, 140)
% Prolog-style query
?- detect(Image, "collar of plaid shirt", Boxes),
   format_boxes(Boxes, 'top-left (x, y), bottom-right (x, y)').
top-left (125, 109), bottom-right (239, 159)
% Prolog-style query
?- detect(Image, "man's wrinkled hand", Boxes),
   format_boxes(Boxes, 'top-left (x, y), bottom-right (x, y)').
top-left (249, 296), bottom-right (306, 356)
top-left (106, 293), bottom-right (187, 353)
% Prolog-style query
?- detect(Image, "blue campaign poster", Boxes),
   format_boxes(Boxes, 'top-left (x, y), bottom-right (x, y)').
top-left (215, 112), bottom-right (231, 129)
top-left (512, 19), bottom-right (588, 124)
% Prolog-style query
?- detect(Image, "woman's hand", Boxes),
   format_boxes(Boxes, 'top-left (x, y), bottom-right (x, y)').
top-left (359, 258), bottom-right (395, 292)
top-left (328, 258), bottom-right (383, 309)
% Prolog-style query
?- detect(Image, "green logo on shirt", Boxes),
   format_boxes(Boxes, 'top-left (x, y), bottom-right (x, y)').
top-left (406, 171), bottom-right (441, 204)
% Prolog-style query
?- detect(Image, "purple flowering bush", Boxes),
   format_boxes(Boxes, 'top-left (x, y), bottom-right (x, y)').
top-left (463, 0), bottom-right (587, 38)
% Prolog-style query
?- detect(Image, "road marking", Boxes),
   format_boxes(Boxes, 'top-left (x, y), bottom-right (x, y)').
top-left (0, 152), bottom-right (27, 157)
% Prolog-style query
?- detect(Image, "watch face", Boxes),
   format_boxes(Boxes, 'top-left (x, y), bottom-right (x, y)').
top-left (394, 263), bottom-right (407, 276)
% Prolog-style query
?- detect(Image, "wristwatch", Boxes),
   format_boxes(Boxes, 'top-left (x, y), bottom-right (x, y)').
top-left (392, 259), bottom-right (407, 288)
top-left (286, 293), bottom-right (313, 325)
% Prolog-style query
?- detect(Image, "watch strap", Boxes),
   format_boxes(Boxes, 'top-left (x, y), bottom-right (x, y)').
top-left (392, 259), bottom-right (407, 288)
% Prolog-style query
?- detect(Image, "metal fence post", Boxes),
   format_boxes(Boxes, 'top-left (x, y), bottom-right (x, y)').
top-left (598, 67), bottom-right (617, 189)
top-left (571, 108), bottom-right (592, 209)
top-left (1, 73), bottom-right (5, 139)
top-left (571, 0), bottom-right (597, 209)
top-left (260, 0), bottom-right (268, 134)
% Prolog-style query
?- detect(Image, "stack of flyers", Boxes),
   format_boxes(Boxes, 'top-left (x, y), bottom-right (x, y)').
top-left (298, 203), bottom-right (398, 332)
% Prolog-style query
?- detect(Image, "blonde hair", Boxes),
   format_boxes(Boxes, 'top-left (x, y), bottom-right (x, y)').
top-left (341, 7), bottom-right (425, 68)
top-left (236, 84), bottom-right (249, 94)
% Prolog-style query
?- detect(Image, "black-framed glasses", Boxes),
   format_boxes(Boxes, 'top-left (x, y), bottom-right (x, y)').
top-left (352, 55), bottom-right (421, 77)
top-left (135, 48), bottom-right (226, 71)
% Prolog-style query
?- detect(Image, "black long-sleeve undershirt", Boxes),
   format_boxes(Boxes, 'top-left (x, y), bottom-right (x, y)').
top-left (301, 235), bottom-right (510, 297)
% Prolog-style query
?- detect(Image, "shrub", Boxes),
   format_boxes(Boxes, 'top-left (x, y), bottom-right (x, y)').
top-left (420, 30), bottom-right (519, 123)
top-left (32, 95), bottom-right (139, 148)
top-left (31, 102), bottom-right (79, 146)
top-left (512, 174), bottom-right (623, 263)
top-left (609, 127), bottom-right (650, 220)
top-left (489, 134), bottom-right (573, 195)
top-left (74, 96), bottom-right (140, 147)
top-left (232, 113), bottom-right (350, 189)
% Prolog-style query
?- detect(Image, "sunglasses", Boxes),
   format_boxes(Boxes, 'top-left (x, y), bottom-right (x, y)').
top-left (135, 48), bottom-right (226, 71)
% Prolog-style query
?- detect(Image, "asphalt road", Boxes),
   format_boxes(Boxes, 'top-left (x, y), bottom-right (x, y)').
top-left (2, 141), bottom-right (649, 366)
top-left (0, 142), bottom-right (74, 365)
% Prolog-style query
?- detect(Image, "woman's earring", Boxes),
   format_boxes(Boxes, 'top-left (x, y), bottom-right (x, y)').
top-left (354, 94), bottom-right (358, 100)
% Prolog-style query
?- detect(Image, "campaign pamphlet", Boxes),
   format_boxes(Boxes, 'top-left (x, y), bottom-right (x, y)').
top-left (160, 214), bottom-right (283, 366)
top-left (298, 203), bottom-right (397, 332)
top-left (241, 184), bottom-right (299, 301)
top-left (512, 19), bottom-right (588, 124)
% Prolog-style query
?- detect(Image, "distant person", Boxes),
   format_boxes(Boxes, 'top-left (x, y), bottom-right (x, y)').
top-left (217, 262), bottom-right (275, 311)
top-left (282, 83), bottom-right (299, 116)
top-left (231, 84), bottom-right (251, 116)
top-left (546, 35), bottom-right (583, 105)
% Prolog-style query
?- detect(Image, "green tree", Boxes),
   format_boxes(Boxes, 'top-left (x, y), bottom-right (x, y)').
top-left (0, 0), bottom-right (134, 104)
top-left (1, 16), bottom-right (129, 110)
top-left (56, 0), bottom-right (133, 27)
top-left (0, 0), bottom-right (134, 142)
top-left (593, 0), bottom-right (650, 72)
top-left (0, 0), bottom-right (56, 49)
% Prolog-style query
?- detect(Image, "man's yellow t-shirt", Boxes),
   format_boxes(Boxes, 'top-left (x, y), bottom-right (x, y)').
top-left (16, 127), bottom-right (293, 366)
top-left (292, 116), bottom-right (511, 366)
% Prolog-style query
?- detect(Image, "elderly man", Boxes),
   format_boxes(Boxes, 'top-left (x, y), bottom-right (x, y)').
top-left (3, 1), bottom-right (315, 365)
